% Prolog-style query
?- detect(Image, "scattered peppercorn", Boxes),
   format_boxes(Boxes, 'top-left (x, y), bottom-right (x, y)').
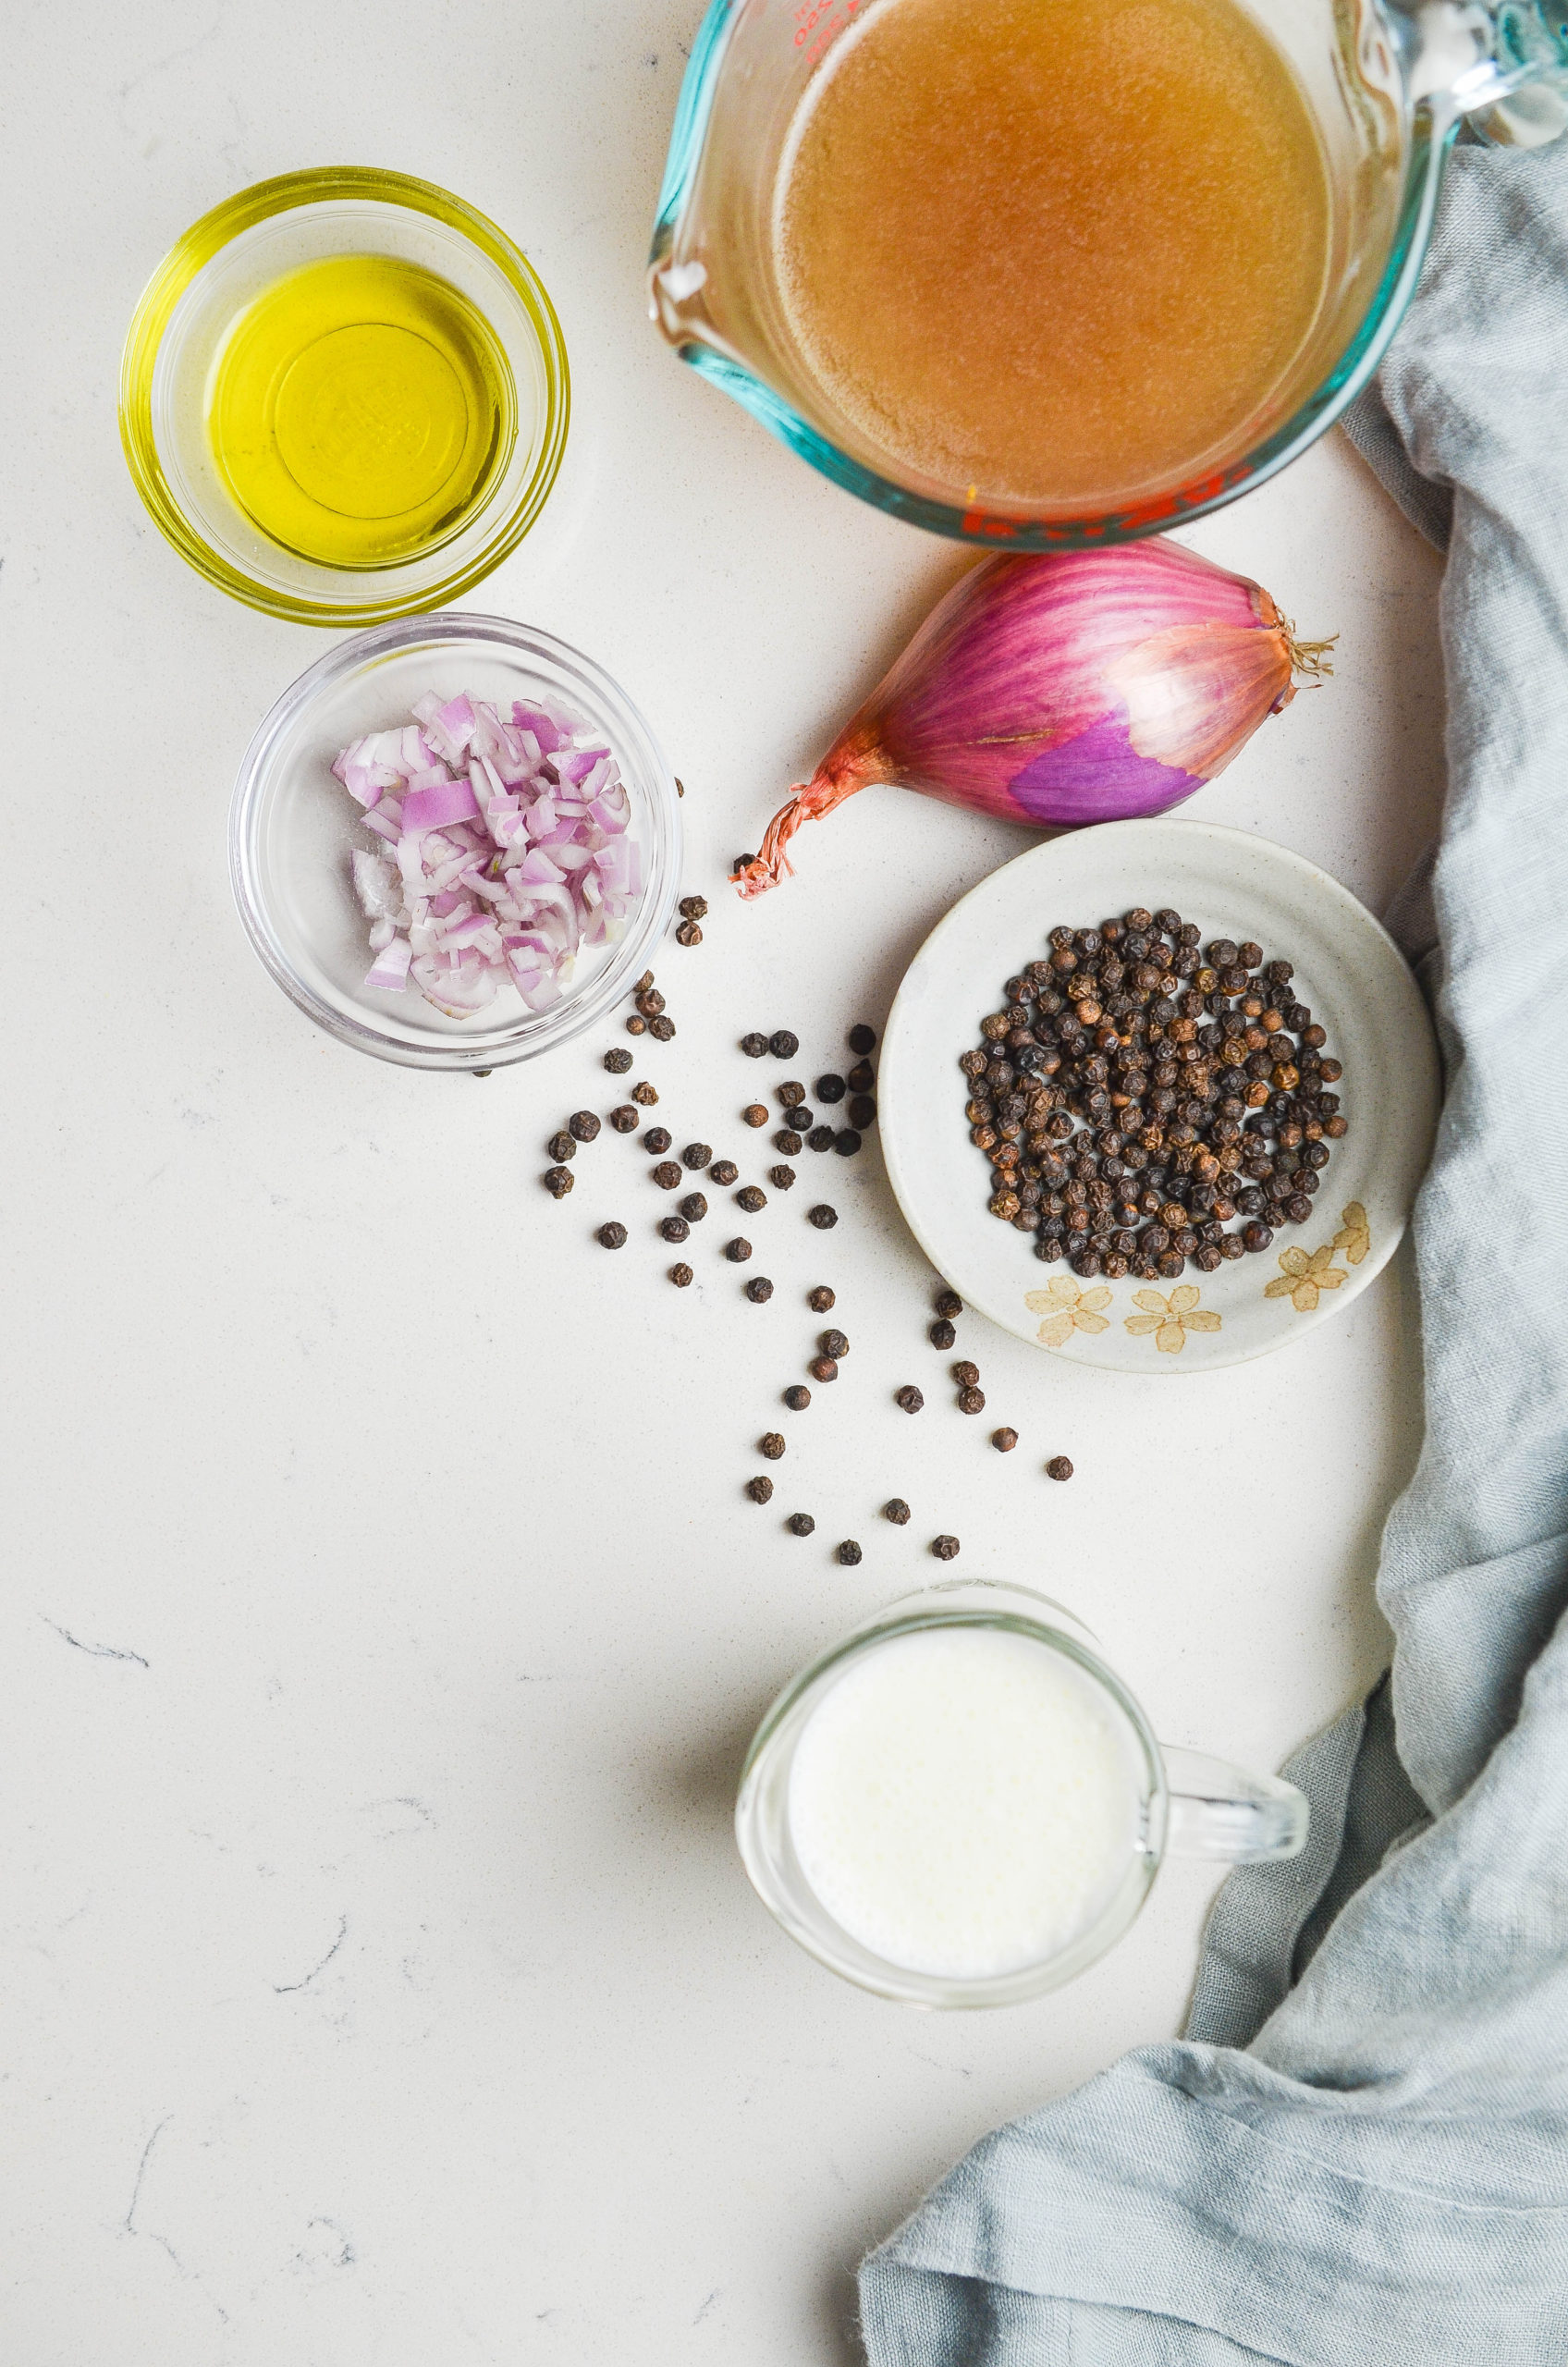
top-left (957, 1386), bottom-right (986, 1415)
top-left (608, 1105), bottom-right (638, 1133)
top-left (808, 1126), bottom-right (835, 1152)
top-left (760, 1432), bottom-right (786, 1460)
top-left (847, 1061), bottom-right (875, 1094)
top-left (778, 1081), bottom-right (805, 1109)
top-left (669, 1262), bottom-right (694, 1287)
top-left (838, 1539), bottom-right (864, 1565)
top-left (770, 1165), bottom-right (797, 1191)
top-left (929, 1318), bottom-right (956, 1350)
top-left (661, 1215), bottom-right (690, 1244)
top-left (709, 1159), bottom-right (740, 1187)
top-left (675, 921), bottom-right (703, 947)
top-left (952, 1360), bottom-right (980, 1386)
top-left (741, 1033), bottom-right (768, 1058)
top-left (626, 1015), bottom-right (646, 1036)
top-left (960, 908), bottom-right (1344, 1274)
top-left (652, 1161), bottom-right (682, 1189)
top-left (596, 1221), bottom-right (627, 1248)
top-left (725, 1238), bottom-right (753, 1263)
top-left (604, 1047), bottom-right (632, 1073)
top-left (808, 1204), bottom-right (839, 1229)
top-left (680, 894), bottom-right (709, 921)
top-left (931, 1535), bottom-right (961, 1561)
top-left (770, 1030), bottom-right (799, 1058)
top-left (682, 1142), bottom-right (712, 1170)
top-left (816, 1073), bottom-right (847, 1104)
top-left (935, 1289), bottom-right (962, 1318)
top-left (568, 1110), bottom-right (600, 1143)
top-left (884, 1498), bottom-right (911, 1525)
top-left (736, 1185), bottom-right (766, 1214)
top-left (649, 1015), bottom-right (676, 1041)
top-left (849, 1024), bottom-right (876, 1054)
top-left (992, 1428), bottom-right (1018, 1453)
top-left (644, 1126), bottom-right (672, 1154)
top-left (848, 1097), bottom-right (876, 1129)
top-left (546, 1131), bottom-right (576, 1162)
top-left (819, 1329), bottom-right (849, 1358)
top-left (631, 1082), bottom-right (658, 1106)
top-left (743, 1104), bottom-right (768, 1128)
top-left (834, 1131), bottom-right (863, 1157)
top-left (809, 1355), bottom-right (839, 1383)
top-left (1046, 1456), bottom-right (1074, 1482)
top-left (746, 1475), bottom-right (774, 1503)
top-left (775, 1130), bottom-right (803, 1156)
top-left (784, 1385), bottom-right (811, 1411)
top-left (680, 1192), bottom-right (708, 1222)
top-left (808, 1286), bottom-right (836, 1313)
top-left (895, 1385), bottom-right (925, 1413)
top-left (746, 1276), bottom-right (774, 1303)
top-left (788, 1514), bottom-right (815, 1538)
top-left (543, 1167), bottom-right (574, 1198)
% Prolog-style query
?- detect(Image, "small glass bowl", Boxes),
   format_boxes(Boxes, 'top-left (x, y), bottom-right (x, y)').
top-left (120, 167), bottom-right (570, 625)
top-left (230, 614), bottom-right (681, 1071)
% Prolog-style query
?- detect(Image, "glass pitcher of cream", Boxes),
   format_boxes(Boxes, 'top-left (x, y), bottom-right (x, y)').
top-left (650, 0), bottom-right (1567, 548)
top-left (736, 1582), bottom-right (1308, 2007)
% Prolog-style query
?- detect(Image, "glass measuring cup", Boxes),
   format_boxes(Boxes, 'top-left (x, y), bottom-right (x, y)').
top-left (736, 1581), bottom-right (1307, 2007)
top-left (650, 0), bottom-right (1568, 549)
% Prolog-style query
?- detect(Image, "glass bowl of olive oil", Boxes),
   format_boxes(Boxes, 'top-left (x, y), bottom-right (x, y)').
top-left (120, 168), bottom-right (569, 625)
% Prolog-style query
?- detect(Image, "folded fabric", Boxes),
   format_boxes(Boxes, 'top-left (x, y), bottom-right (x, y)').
top-left (860, 132), bottom-right (1568, 2367)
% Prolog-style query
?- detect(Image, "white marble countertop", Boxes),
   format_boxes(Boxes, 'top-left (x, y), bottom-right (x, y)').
top-left (4, 4), bottom-right (1445, 2359)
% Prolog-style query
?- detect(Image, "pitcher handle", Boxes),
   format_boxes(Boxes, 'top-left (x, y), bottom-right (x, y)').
top-left (1387, 1), bottom-right (1568, 144)
top-left (1159, 1746), bottom-right (1309, 1865)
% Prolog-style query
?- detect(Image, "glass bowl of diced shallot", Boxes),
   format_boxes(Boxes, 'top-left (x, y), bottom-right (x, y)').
top-left (229, 613), bottom-right (682, 1069)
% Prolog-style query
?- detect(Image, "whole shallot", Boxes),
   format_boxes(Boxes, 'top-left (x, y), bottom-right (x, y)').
top-left (733, 540), bottom-right (1333, 897)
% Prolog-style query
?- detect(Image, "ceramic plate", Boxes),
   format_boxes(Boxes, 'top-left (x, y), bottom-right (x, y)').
top-left (878, 821), bottom-right (1439, 1372)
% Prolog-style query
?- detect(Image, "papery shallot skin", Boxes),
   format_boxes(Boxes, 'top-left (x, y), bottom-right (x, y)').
top-left (734, 541), bottom-right (1329, 897)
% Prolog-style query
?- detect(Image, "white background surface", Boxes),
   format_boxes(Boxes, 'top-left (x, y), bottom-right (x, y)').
top-left (4, 4), bottom-right (1446, 2361)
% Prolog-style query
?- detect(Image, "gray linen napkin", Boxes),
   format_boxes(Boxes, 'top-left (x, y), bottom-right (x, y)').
top-left (860, 134), bottom-right (1568, 2367)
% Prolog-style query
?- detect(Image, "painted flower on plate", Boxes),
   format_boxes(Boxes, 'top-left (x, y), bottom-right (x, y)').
top-left (1334, 1202), bottom-right (1371, 1266)
top-left (1265, 1243), bottom-right (1346, 1314)
top-left (1123, 1283), bottom-right (1221, 1355)
top-left (1025, 1276), bottom-right (1112, 1347)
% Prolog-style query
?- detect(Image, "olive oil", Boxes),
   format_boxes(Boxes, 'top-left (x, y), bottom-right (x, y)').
top-left (776, 0), bottom-right (1332, 512)
top-left (207, 255), bottom-right (514, 567)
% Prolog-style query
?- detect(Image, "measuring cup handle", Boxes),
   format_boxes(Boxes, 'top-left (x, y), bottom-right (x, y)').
top-left (1389, 1), bottom-right (1568, 145)
top-left (1159, 1746), bottom-right (1309, 1864)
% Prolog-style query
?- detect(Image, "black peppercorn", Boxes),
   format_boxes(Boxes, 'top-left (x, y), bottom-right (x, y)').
top-left (568, 1110), bottom-right (600, 1143)
top-left (819, 1329), bottom-right (849, 1359)
top-left (1046, 1455), bottom-right (1074, 1482)
top-left (778, 1081), bottom-right (806, 1109)
top-left (848, 1096), bottom-right (876, 1129)
top-left (952, 1360), bottom-right (980, 1386)
top-left (770, 1030), bottom-right (799, 1059)
top-left (546, 1131), bottom-right (576, 1162)
top-left (636, 986), bottom-right (666, 1017)
top-left (935, 1289), bottom-right (962, 1318)
top-left (760, 1432), bottom-right (786, 1459)
top-left (631, 1082), bottom-right (658, 1107)
top-left (929, 1318), bottom-right (956, 1350)
top-left (775, 1130), bottom-right (803, 1156)
top-left (838, 1539), bottom-right (863, 1566)
top-left (680, 894), bottom-right (709, 921)
top-left (746, 1475), bottom-right (774, 1503)
top-left (848, 1024), bottom-right (876, 1054)
top-left (725, 1237), bottom-right (753, 1262)
top-left (682, 1142), bottom-right (712, 1170)
top-left (1243, 1220), bottom-right (1274, 1252)
top-left (736, 1184), bottom-right (766, 1214)
top-left (680, 1192), bottom-right (708, 1222)
top-left (741, 1033), bottom-right (768, 1058)
top-left (809, 1355), bottom-right (839, 1383)
top-left (648, 1015), bottom-right (676, 1041)
top-left (770, 1165), bottom-right (797, 1191)
top-left (543, 1167), bottom-right (574, 1198)
top-left (669, 1262), bottom-right (693, 1287)
top-left (661, 1215), bottom-right (690, 1244)
top-left (958, 1386), bottom-right (986, 1415)
top-left (604, 1047), bottom-right (633, 1073)
top-left (931, 1535), bottom-right (961, 1562)
top-left (808, 1205), bottom-right (839, 1229)
top-left (652, 1161), bottom-right (682, 1189)
top-left (847, 1061), bottom-right (876, 1094)
top-left (742, 1104), bottom-right (768, 1128)
top-left (834, 1130), bottom-right (863, 1156)
top-left (746, 1276), bottom-right (774, 1303)
top-left (675, 920), bottom-right (703, 947)
top-left (816, 1073), bottom-right (847, 1103)
top-left (992, 1427), bottom-right (1018, 1452)
top-left (608, 1105), bottom-right (638, 1134)
top-left (709, 1159), bottom-right (740, 1187)
top-left (783, 1385), bottom-right (811, 1411)
top-left (808, 1125), bottom-right (836, 1152)
top-left (626, 1015), bottom-right (645, 1036)
top-left (808, 1286), bottom-right (836, 1312)
top-left (596, 1221), bottom-right (628, 1249)
top-left (884, 1498), bottom-right (911, 1524)
top-left (788, 1513), bottom-right (816, 1538)
top-left (644, 1127), bottom-right (672, 1155)
top-left (895, 1385), bottom-right (924, 1413)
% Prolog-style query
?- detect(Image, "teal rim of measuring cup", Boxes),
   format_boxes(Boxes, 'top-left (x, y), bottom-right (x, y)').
top-left (650, 0), bottom-right (1458, 550)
